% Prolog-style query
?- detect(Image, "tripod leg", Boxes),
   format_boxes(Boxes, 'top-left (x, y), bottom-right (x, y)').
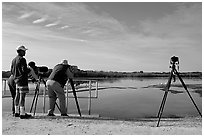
top-left (157, 91), bottom-right (168, 117)
top-left (33, 92), bottom-right (39, 116)
top-left (69, 79), bottom-right (81, 117)
top-left (175, 70), bottom-right (202, 117)
top-left (30, 83), bottom-right (38, 113)
top-left (33, 83), bottom-right (40, 116)
top-left (157, 70), bottom-right (173, 117)
top-left (157, 71), bottom-right (173, 127)
top-left (55, 102), bottom-right (61, 113)
top-left (43, 82), bottom-right (46, 114)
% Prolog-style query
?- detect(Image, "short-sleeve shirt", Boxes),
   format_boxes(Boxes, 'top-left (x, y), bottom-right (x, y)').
top-left (11, 55), bottom-right (28, 87)
top-left (48, 64), bottom-right (74, 87)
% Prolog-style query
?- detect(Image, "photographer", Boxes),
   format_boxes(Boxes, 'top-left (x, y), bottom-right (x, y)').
top-left (28, 61), bottom-right (38, 78)
top-left (28, 61), bottom-right (38, 82)
top-left (46, 60), bottom-right (73, 116)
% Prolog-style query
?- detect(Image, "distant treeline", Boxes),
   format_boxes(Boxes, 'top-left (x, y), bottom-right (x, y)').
top-left (2, 69), bottom-right (202, 79)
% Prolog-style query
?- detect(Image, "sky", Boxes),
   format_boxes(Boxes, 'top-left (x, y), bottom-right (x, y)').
top-left (2, 2), bottom-right (202, 72)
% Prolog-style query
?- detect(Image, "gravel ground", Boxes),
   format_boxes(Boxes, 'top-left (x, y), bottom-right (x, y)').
top-left (2, 112), bottom-right (202, 135)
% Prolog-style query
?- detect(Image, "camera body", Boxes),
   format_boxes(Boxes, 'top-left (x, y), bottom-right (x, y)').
top-left (37, 66), bottom-right (48, 73)
top-left (170, 56), bottom-right (179, 64)
top-left (37, 66), bottom-right (49, 78)
top-left (169, 56), bottom-right (179, 71)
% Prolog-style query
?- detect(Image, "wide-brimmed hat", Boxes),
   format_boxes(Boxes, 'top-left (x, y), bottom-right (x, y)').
top-left (61, 59), bottom-right (68, 65)
top-left (16, 45), bottom-right (28, 51)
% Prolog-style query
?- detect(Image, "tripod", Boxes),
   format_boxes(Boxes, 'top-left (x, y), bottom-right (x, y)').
top-left (157, 57), bottom-right (202, 127)
top-left (29, 77), bottom-right (81, 116)
top-left (30, 77), bottom-right (61, 116)
top-left (30, 77), bottom-right (44, 116)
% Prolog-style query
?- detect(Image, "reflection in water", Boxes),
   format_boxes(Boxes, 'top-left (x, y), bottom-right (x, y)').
top-left (142, 83), bottom-right (202, 97)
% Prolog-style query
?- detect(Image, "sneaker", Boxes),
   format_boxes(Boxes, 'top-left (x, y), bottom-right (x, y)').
top-left (61, 114), bottom-right (69, 117)
top-left (20, 113), bottom-right (32, 119)
top-left (14, 113), bottom-right (20, 117)
top-left (47, 113), bottom-right (55, 116)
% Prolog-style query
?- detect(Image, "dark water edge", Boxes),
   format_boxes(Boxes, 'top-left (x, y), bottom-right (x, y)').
top-left (142, 83), bottom-right (202, 97)
top-left (2, 70), bottom-right (202, 79)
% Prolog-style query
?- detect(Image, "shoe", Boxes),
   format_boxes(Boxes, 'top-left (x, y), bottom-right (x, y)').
top-left (14, 113), bottom-right (20, 117)
top-left (20, 113), bottom-right (32, 119)
top-left (61, 114), bottom-right (69, 117)
top-left (47, 113), bottom-right (55, 116)
top-left (25, 113), bottom-right (32, 117)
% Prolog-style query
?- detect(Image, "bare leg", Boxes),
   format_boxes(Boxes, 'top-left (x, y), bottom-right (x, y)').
top-left (19, 93), bottom-right (26, 107)
top-left (14, 90), bottom-right (20, 114)
top-left (19, 93), bottom-right (26, 115)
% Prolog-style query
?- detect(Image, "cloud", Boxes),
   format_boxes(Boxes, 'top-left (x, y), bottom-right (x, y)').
top-left (139, 3), bottom-right (201, 40)
top-left (60, 25), bottom-right (70, 29)
top-left (2, 21), bottom-right (85, 43)
top-left (3, 2), bottom-right (128, 41)
top-left (45, 23), bottom-right (56, 27)
top-left (45, 20), bottom-right (60, 27)
top-left (19, 12), bottom-right (34, 19)
top-left (2, 2), bottom-right (202, 72)
top-left (33, 16), bottom-right (47, 24)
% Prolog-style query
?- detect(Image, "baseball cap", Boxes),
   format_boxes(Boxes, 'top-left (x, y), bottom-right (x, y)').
top-left (16, 45), bottom-right (28, 51)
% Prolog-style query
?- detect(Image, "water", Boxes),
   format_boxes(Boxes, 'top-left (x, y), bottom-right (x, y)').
top-left (2, 77), bottom-right (202, 119)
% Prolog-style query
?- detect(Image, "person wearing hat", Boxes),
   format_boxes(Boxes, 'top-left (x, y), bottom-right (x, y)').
top-left (8, 61), bottom-right (38, 116)
top-left (10, 45), bottom-right (32, 119)
top-left (46, 59), bottom-right (74, 116)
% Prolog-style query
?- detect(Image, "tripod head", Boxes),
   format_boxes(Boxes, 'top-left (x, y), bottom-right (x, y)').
top-left (37, 66), bottom-right (48, 85)
top-left (28, 61), bottom-right (49, 80)
top-left (170, 56), bottom-right (179, 71)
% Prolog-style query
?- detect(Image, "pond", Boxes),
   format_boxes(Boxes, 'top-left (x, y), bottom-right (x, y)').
top-left (2, 77), bottom-right (202, 120)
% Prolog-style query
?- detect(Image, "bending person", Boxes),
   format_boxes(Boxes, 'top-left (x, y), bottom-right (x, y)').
top-left (46, 60), bottom-right (74, 116)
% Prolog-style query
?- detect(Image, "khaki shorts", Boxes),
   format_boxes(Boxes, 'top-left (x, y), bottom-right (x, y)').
top-left (16, 85), bottom-right (29, 94)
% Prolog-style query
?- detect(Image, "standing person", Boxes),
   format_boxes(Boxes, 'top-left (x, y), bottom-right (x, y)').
top-left (8, 61), bottom-right (38, 116)
top-left (11, 45), bottom-right (32, 119)
top-left (46, 60), bottom-right (74, 116)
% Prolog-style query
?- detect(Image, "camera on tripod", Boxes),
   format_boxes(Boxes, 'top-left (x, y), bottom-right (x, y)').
top-left (29, 66), bottom-right (48, 116)
top-left (169, 56), bottom-right (179, 70)
top-left (37, 66), bottom-right (49, 78)
top-left (28, 61), bottom-right (49, 78)
top-left (170, 56), bottom-right (179, 65)
top-left (157, 56), bottom-right (202, 127)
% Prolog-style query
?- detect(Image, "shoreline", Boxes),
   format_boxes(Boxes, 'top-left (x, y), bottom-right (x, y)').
top-left (2, 112), bottom-right (202, 135)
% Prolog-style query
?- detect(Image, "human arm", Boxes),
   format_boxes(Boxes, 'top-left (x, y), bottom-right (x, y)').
top-left (28, 66), bottom-right (38, 81)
